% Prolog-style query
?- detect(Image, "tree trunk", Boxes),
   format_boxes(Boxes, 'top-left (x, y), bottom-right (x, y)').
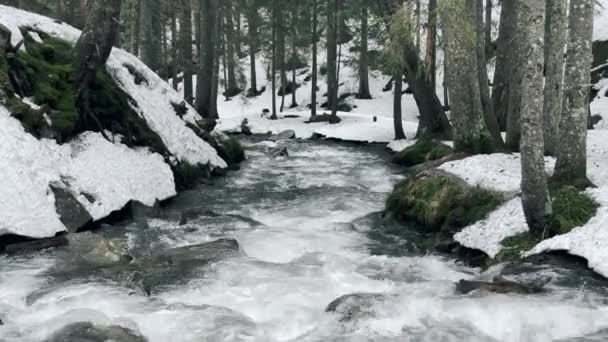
top-left (394, 69), bottom-right (406, 139)
top-left (161, 10), bottom-right (168, 80)
top-left (130, 0), bottom-right (141, 56)
top-left (358, 0), bottom-right (372, 99)
top-left (477, 0), bottom-right (504, 148)
top-left (171, 8), bottom-right (178, 90)
top-left (271, 0), bottom-right (278, 119)
top-left (554, 0), bottom-right (594, 185)
top-left (443, 0), bottom-right (494, 153)
top-left (520, 0), bottom-right (549, 238)
top-left (180, 0), bottom-right (194, 104)
top-left (141, 0), bottom-right (162, 72)
top-left (246, 0), bottom-right (258, 95)
top-left (310, 0), bottom-right (318, 120)
top-left (278, 6), bottom-right (287, 112)
top-left (505, 0), bottom-right (523, 151)
top-left (543, 0), bottom-right (568, 156)
top-left (425, 0), bottom-right (437, 90)
top-left (196, 0), bottom-right (220, 120)
top-left (327, 0), bottom-right (338, 116)
top-left (291, 43), bottom-right (298, 107)
top-left (414, 0), bottom-right (421, 53)
top-left (484, 0), bottom-right (492, 49)
top-left (492, 0), bottom-right (516, 131)
top-left (224, 0), bottom-right (239, 96)
top-left (383, 0), bottom-right (452, 140)
top-left (74, 0), bottom-right (122, 140)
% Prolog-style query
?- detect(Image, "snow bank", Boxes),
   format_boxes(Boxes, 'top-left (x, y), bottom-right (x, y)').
top-left (0, 5), bottom-right (226, 169)
top-left (527, 188), bottom-right (608, 277)
top-left (438, 153), bottom-right (555, 194)
top-left (454, 197), bottom-right (528, 258)
top-left (0, 107), bottom-right (176, 238)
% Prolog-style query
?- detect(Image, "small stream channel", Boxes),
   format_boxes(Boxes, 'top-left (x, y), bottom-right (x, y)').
top-left (2, 138), bottom-right (608, 341)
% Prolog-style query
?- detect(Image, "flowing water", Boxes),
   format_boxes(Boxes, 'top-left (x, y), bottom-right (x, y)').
top-left (2, 139), bottom-right (608, 342)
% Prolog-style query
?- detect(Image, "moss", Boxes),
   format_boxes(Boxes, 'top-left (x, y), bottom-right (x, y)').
top-left (454, 133), bottom-right (496, 154)
top-left (6, 30), bottom-right (166, 152)
top-left (386, 173), bottom-right (503, 233)
top-left (392, 139), bottom-right (453, 166)
top-left (172, 162), bottom-right (211, 191)
top-left (217, 137), bottom-right (245, 166)
top-left (549, 186), bottom-right (599, 236)
top-left (495, 232), bottom-right (540, 262)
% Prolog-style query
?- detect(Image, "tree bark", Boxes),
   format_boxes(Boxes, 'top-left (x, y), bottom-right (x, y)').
top-left (520, 0), bottom-right (549, 238)
top-left (327, 0), bottom-right (338, 116)
top-left (358, 0), bottom-right (372, 99)
top-left (141, 0), bottom-right (162, 72)
top-left (443, 0), bottom-right (494, 153)
top-left (171, 7), bottom-right (178, 90)
top-left (224, 0), bottom-right (239, 96)
top-left (130, 0), bottom-right (141, 56)
top-left (554, 0), bottom-right (594, 185)
top-left (505, 0), bottom-right (523, 151)
top-left (477, 0), bottom-right (504, 148)
top-left (74, 0), bottom-right (122, 140)
top-left (246, 0), bottom-right (258, 95)
top-left (196, 0), bottom-right (220, 120)
top-left (271, 0), bottom-right (278, 119)
top-left (492, 0), bottom-right (516, 131)
top-left (543, 0), bottom-right (568, 156)
top-left (383, 0), bottom-right (452, 140)
top-left (180, 0), bottom-right (194, 104)
top-left (310, 0), bottom-right (318, 120)
top-left (425, 0), bottom-right (437, 90)
top-left (394, 69), bottom-right (406, 139)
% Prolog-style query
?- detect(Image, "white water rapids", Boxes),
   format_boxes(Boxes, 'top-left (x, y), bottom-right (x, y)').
top-left (2, 139), bottom-right (608, 341)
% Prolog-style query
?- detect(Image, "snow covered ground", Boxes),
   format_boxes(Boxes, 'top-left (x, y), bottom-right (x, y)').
top-left (442, 130), bottom-right (608, 275)
top-left (0, 5), bottom-right (225, 239)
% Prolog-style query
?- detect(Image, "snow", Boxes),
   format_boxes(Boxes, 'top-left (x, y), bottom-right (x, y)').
top-left (594, 0), bottom-right (608, 42)
top-left (0, 5), bottom-right (226, 170)
top-left (438, 153), bottom-right (555, 194)
top-left (0, 5), bottom-right (222, 238)
top-left (527, 187), bottom-right (608, 277)
top-left (387, 139), bottom-right (417, 153)
top-left (454, 197), bottom-right (528, 258)
top-left (0, 107), bottom-right (176, 238)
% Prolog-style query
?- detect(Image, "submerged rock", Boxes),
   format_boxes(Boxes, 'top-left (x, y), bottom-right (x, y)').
top-left (455, 276), bottom-right (549, 295)
top-left (268, 129), bottom-right (296, 141)
top-left (133, 238), bottom-right (240, 295)
top-left (325, 293), bottom-right (389, 322)
top-left (45, 322), bottom-right (147, 342)
top-left (271, 146), bottom-right (289, 158)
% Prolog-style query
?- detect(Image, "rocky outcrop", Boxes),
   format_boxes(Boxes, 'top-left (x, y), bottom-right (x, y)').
top-left (45, 322), bottom-right (147, 342)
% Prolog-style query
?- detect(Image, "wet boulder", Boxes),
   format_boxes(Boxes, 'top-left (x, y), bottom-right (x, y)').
top-left (455, 276), bottom-right (548, 295)
top-left (271, 146), bottom-right (289, 158)
top-left (45, 322), bottom-right (147, 342)
top-left (49, 183), bottom-right (93, 233)
top-left (268, 129), bottom-right (296, 141)
top-left (134, 238), bottom-right (240, 295)
top-left (325, 293), bottom-right (388, 322)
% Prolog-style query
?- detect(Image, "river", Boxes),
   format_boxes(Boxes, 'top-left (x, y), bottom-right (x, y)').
top-left (2, 138), bottom-right (608, 341)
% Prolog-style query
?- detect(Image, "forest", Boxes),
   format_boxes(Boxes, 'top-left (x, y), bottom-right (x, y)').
top-left (1, 0), bottom-right (608, 341)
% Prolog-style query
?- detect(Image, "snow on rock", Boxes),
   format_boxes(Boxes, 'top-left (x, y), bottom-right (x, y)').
top-left (107, 50), bottom-right (226, 169)
top-left (455, 197), bottom-right (528, 258)
top-left (594, 0), bottom-right (608, 41)
top-left (527, 187), bottom-right (608, 278)
top-left (0, 5), bottom-right (226, 169)
top-left (438, 153), bottom-right (555, 194)
top-left (0, 107), bottom-right (176, 238)
top-left (57, 132), bottom-right (176, 221)
top-left (0, 107), bottom-right (66, 238)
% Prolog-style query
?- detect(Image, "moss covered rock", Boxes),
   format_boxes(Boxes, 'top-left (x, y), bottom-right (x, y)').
top-left (386, 171), bottom-right (503, 233)
top-left (392, 140), bottom-right (453, 167)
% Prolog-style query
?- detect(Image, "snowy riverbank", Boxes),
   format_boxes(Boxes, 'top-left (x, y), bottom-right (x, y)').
top-left (0, 6), bottom-right (226, 240)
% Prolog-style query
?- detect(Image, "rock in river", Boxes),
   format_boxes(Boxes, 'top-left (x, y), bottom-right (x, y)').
top-left (45, 321), bottom-right (147, 342)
